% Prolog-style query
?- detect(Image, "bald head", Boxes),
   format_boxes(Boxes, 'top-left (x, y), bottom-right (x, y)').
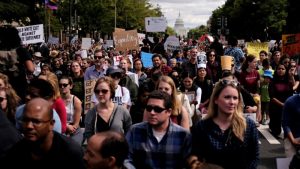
top-left (24, 98), bottom-right (53, 120)
top-left (84, 131), bottom-right (128, 168)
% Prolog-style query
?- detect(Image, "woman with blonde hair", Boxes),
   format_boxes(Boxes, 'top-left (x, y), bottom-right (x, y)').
top-left (151, 75), bottom-right (190, 130)
top-left (189, 80), bottom-right (259, 169)
top-left (38, 72), bottom-right (67, 133)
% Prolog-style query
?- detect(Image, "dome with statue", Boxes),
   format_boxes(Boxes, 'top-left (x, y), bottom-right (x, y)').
top-left (174, 12), bottom-right (187, 38)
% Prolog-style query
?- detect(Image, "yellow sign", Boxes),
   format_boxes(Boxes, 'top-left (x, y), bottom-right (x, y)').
top-left (247, 42), bottom-right (268, 59)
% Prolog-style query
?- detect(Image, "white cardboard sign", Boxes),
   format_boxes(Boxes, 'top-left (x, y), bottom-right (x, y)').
top-left (145, 17), bottom-right (167, 32)
top-left (17, 24), bottom-right (44, 44)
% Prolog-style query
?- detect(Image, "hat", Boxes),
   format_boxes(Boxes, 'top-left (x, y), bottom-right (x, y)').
top-left (49, 50), bottom-right (59, 58)
top-left (34, 52), bottom-right (42, 57)
top-left (106, 66), bottom-right (123, 75)
top-left (197, 63), bottom-right (206, 69)
top-left (263, 70), bottom-right (273, 79)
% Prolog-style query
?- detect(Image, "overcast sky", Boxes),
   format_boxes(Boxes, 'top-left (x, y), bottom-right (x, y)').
top-left (149, 0), bottom-right (226, 29)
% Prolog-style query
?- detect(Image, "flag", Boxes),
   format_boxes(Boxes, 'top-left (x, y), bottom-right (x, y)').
top-left (45, 0), bottom-right (59, 10)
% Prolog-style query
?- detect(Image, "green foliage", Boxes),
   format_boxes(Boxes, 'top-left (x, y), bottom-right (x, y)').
top-left (57, 0), bottom-right (163, 37)
top-left (166, 26), bottom-right (175, 35)
top-left (210, 0), bottom-right (288, 41)
top-left (187, 25), bottom-right (209, 39)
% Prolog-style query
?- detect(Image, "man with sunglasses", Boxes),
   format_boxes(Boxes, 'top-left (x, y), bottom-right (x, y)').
top-left (84, 49), bottom-right (106, 80)
top-left (2, 98), bottom-right (85, 169)
top-left (124, 90), bottom-right (192, 169)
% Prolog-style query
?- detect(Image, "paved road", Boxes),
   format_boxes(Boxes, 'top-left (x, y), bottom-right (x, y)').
top-left (257, 124), bottom-right (290, 169)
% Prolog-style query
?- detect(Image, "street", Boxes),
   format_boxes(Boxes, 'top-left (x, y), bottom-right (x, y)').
top-left (258, 124), bottom-right (290, 169)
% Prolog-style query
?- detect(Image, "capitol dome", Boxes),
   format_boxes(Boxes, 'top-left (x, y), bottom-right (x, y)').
top-left (174, 12), bottom-right (187, 38)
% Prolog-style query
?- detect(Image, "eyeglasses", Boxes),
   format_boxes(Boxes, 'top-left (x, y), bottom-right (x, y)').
top-left (220, 79), bottom-right (240, 87)
top-left (110, 73), bottom-right (122, 79)
top-left (94, 89), bottom-right (109, 95)
top-left (20, 117), bottom-right (51, 127)
top-left (0, 96), bottom-right (6, 102)
top-left (59, 83), bottom-right (69, 88)
top-left (145, 105), bottom-right (166, 113)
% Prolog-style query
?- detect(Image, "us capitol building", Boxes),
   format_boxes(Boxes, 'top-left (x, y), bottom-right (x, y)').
top-left (174, 12), bottom-right (188, 38)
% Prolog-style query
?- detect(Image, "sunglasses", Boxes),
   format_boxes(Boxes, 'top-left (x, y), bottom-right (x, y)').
top-left (145, 105), bottom-right (166, 113)
top-left (94, 89), bottom-right (109, 95)
top-left (94, 56), bottom-right (103, 59)
top-left (220, 79), bottom-right (239, 87)
top-left (59, 83), bottom-right (69, 88)
top-left (0, 96), bottom-right (6, 102)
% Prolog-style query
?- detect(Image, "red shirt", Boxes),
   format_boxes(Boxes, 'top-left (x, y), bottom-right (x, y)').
top-left (52, 97), bottom-right (67, 133)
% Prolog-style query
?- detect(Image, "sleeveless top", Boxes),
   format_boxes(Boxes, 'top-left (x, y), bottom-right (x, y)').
top-left (66, 95), bottom-right (75, 123)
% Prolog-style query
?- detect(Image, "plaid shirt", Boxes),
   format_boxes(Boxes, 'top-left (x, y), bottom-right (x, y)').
top-left (125, 121), bottom-right (191, 169)
top-left (191, 118), bottom-right (259, 169)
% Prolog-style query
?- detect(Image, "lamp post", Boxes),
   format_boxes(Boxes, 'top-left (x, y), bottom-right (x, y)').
top-left (114, 0), bottom-right (117, 29)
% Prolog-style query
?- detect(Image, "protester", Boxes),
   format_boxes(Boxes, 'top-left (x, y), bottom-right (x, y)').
top-left (83, 131), bottom-right (129, 169)
top-left (3, 98), bottom-right (85, 169)
top-left (189, 80), bottom-right (259, 169)
top-left (282, 94), bottom-right (300, 157)
top-left (125, 90), bottom-right (191, 169)
top-left (84, 76), bottom-right (132, 140)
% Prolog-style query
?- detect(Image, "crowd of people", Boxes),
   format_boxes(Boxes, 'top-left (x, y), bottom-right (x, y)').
top-left (0, 25), bottom-right (299, 169)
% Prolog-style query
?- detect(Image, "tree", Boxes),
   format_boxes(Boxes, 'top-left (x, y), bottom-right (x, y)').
top-left (209, 0), bottom-right (288, 41)
top-left (187, 25), bottom-right (209, 39)
top-left (57, 0), bottom-right (163, 38)
top-left (166, 26), bottom-right (175, 35)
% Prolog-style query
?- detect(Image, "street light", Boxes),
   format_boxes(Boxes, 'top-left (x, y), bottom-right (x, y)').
top-left (114, 0), bottom-right (116, 29)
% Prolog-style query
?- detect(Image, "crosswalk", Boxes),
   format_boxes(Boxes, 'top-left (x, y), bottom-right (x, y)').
top-left (257, 124), bottom-right (282, 144)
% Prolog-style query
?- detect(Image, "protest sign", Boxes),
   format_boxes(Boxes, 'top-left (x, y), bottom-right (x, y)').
top-left (164, 36), bottom-right (180, 51)
top-left (145, 17), bottom-right (167, 32)
top-left (141, 52), bottom-right (153, 68)
top-left (84, 79), bottom-right (97, 114)
top-left (114, 28), bottom-right (125, 33)
top-left (138, 33), bottom-right (146, 45)
top-left (48, 36), bottom-right (59, 45)
top-left (282, 34), bottom-right (300, 57)
top-left (113, 30), bottom-right (139, 52)
top-left (17, 24), bottom-right (44, 44)
top-left (82, 38), bottom-right (92, 49)
top-left (247, 42), bottom-right (269, 59)
top-left (113, 55), bottom-right (123, 66)
top-left (103, 40), bottom-right (114, 50)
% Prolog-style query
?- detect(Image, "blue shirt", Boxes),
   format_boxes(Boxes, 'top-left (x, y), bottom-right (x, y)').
top-left (224, 47), bottom-right (244, 72)
top-left (282, 94), bottom-right (300, 138)
top-left (125, 121), bottom-right (191, 169)
top-left (15, 104), bottom-right (62, 133)
top-left (84, 65), bottom-right (106, 80)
